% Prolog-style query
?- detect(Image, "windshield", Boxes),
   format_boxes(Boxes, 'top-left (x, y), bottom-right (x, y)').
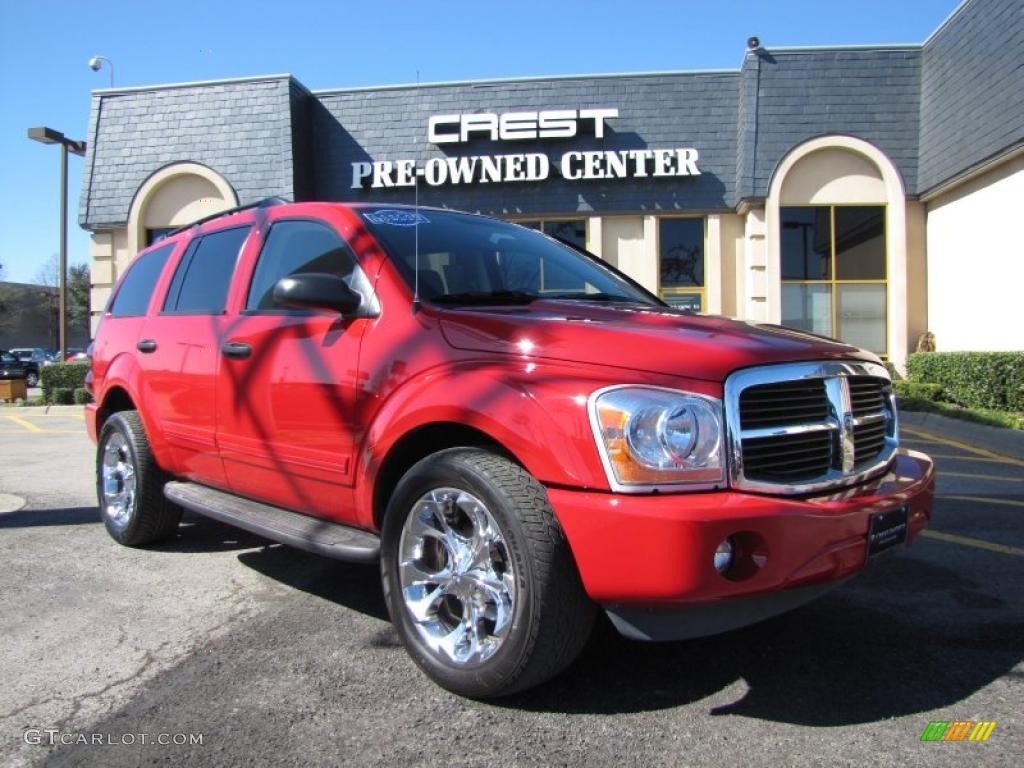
top-left (359, 208), bottom-right (661, 307)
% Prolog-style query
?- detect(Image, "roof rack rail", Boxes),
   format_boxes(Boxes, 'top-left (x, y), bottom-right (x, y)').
top-left (157, 196), bottom-right (290, 241)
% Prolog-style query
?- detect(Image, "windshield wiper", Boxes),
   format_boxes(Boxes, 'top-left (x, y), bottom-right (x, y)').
top-left (430, 290), bottom-right (539, 306)
top-left (543, 292), bottom-right (639, 303)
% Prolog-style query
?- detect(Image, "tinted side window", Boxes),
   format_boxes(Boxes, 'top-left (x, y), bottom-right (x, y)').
top-left (164, 227), bottom-right (249, 314)
top-left (246, 220), bottom-right (356, 311)
top-left (109, 245), bottom-right (173, 318)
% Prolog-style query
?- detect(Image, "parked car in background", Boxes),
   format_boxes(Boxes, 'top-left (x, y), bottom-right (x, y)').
top-left (65, 348), bottom-right (88, 362)
top-left (6, 348), bottom-right (46, 387)
top-left (1, 349), bottom-right (34, 386)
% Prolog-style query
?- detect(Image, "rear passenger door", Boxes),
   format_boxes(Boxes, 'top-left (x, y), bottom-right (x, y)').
top-left (215, 217), bottom-right (372, 523)
top-left (137, 225), bottom-right (251, 488)
top-left (91, 242), bottom-right (175, 384)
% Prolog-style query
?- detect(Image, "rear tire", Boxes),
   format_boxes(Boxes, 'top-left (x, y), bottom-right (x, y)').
top-left (26, 371), bottom-right (39, 388)
top-left (381, 448), bottom-right (595, 698)
top-left (97, 410), bottom-right (180, 546)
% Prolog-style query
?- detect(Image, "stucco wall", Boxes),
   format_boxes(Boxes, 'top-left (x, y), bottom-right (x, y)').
top-left (925, 153), bottom-right (1024, 351)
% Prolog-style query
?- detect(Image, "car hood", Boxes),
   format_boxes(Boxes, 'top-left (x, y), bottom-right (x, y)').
top-left (438, 301), bottom-right (877, 383)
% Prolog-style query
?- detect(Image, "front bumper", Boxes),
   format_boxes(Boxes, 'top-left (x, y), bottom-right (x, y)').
top-left (549, 449), bottom-right (934, 635)
top-left (85, 403), bottom-right (99, 443)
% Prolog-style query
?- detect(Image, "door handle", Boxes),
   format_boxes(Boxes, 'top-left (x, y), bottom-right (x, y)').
top-left (136, 339), bottom-right (157, 353)
top-left (221, 341), bottom-right (253, 359)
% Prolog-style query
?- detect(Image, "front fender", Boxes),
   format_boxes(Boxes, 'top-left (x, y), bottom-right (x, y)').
top-left (354, 360), bottom-right (616, 529)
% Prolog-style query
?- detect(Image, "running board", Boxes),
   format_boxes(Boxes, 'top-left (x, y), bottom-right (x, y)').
top-left (164, 481), bottom-right (380, 563)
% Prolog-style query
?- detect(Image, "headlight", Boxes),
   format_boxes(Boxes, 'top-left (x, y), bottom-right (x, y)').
top-left (589, 385), bottom-right (725, 490)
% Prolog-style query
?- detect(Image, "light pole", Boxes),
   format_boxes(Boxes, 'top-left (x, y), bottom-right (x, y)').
top-left (88, 55), bottom-right (114, 88)
top-left (27, 127), bottom-right (87, 362)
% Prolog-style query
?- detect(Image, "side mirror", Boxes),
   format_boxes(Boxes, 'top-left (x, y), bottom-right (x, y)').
top-left (272, 273), bottom-right (361, 315)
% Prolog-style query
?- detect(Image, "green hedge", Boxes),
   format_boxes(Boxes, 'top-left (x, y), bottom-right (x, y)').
top-left (40, 362), bottom-right (90, 404)
top-left (51, 387), bottom-right (75, 405)
top-left (906, 352), bottom-right (1024, 411)
top-left (73, 387), bottom-right (93, 405)
top-left (893, 381), bottom-right (943, 402)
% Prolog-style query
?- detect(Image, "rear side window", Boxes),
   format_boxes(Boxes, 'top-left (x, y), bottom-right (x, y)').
top-left (163, 226), bottom-right (250, 314)
top-left (246, 220), bottom-right (357, 311)
top-left (109, 244), bottom-right (173, 318)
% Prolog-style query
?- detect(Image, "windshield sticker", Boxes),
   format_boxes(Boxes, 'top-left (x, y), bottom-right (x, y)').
top-left (364, 210), bottom-right (430, 227)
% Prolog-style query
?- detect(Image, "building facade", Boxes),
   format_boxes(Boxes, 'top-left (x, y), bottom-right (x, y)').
top-left (78, 0), bottom-right (1023, 367)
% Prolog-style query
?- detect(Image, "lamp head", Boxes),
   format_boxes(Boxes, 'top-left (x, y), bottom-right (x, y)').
top-left (88, 57), bottom-right (102, 71)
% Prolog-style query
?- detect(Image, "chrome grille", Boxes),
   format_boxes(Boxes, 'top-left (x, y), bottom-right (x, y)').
top-left (725, 361), bottom-right (898, 494)
top-left (739, 379), bottom-right (829, 429)
top-left (742, 430), bottom-right (833, 481)
top-left (849, 376), bottom-right (885, 417)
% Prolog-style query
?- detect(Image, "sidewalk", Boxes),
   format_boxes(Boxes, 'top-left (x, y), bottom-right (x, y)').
top-left (899, 409), bottom-right (1024, 461)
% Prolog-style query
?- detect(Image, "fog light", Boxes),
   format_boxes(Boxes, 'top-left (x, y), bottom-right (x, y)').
top-left (714, 537), bottom-right (735, 573)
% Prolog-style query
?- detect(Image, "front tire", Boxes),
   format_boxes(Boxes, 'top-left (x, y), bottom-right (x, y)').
top-left (96, 410), bottom-right (180, 546)
top-left (381, 448), bottom-right (595, 698)
top-left (26, 371), bottom-right (39, 388)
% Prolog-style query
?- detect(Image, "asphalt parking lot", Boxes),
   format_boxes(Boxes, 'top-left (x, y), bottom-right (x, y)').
top-left (0, 406), bottom-right (1021, 767)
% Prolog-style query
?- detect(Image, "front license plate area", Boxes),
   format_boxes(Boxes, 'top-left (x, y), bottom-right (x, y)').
top-left (867, 505), bottom-right (908, 559)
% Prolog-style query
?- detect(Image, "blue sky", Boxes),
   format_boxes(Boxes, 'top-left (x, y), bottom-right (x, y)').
top-left (0, 0), bottom-right (960, 284)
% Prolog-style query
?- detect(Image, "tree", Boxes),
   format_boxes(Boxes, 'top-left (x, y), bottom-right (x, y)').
top-left (0, 262), bottom-right (9, 327)
top-left (33, 255), bottom-right (59, 346)
top-left (69, 263), bottom-right (91, 331)
top-left (33, 254), bottom-right (59, 288)
top-left (31, 255), bottom-right (91, 346)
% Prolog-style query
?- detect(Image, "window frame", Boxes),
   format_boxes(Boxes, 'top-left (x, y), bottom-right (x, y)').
top-left (657, 215), bottom-right (707, 312)
top-left (239, 216), bottom-right (367, 316)
top-left (780, 203), bottom-right (889, 357)
top-left (107, 243), bottom-right (176, 319)
top-left (160, 225), bottom-right (252, 316)
top-left (507, 217), bottom-right (590, 248)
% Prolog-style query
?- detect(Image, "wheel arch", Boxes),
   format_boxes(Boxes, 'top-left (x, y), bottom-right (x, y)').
top-left (97, 385), bottom-right (136, 429)
top-left (370, 421), bottom-right (517, 530)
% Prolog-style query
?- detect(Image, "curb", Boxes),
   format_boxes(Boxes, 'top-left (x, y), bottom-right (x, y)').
top-left (0, 404), bottom-right (85, 414)
top-left (899, 409), bottom-right (1024, 461)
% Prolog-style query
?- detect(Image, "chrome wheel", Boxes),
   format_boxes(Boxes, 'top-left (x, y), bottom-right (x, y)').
top-left (100, 432), bottom-right (136, 530)
top-left (398, 487), bottom-right (516, 666)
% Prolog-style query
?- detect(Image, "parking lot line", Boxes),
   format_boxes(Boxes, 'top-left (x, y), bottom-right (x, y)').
top-left (941, 470), bottom-right (1024, 483)
top-left (940, 494), bottom-right (1024, 509)
top-left (4, 429), bottom-right (85, 435)
top-left (2, 413), bottom-right (43, 433)
top-left (921, 529), bottom-right (1024, 557)
top-left (901, 426), bottom-right (1024, 468)
top-left (926, 453), bottom-right (1018, 464)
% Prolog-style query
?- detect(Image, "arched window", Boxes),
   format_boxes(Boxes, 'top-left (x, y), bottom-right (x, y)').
top-left (768, 139), bottom-right (907, 362)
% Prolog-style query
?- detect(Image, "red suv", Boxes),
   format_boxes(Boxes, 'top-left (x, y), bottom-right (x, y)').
top-left (87, 199), bottom-right (934, 697)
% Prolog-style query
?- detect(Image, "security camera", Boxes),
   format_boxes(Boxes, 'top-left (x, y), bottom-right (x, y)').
top-left (747, 36), bottom-right (761, 51)
top-left (89, 57), bottom-right (102, 71)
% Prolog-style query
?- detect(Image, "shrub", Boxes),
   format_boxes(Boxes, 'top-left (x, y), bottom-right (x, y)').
top-left (40, 362), bottom-right (90, 404)
top-left (884, 362), bottom-right (902, 382)
top-left (907, 352), bottom-right (1024, 412)
top-left (51, 387), bottom-right (75, 405)
top-left (893, 381), bottom-right (943, 402)
top-left (73, 387), bottom-right (93, 405)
